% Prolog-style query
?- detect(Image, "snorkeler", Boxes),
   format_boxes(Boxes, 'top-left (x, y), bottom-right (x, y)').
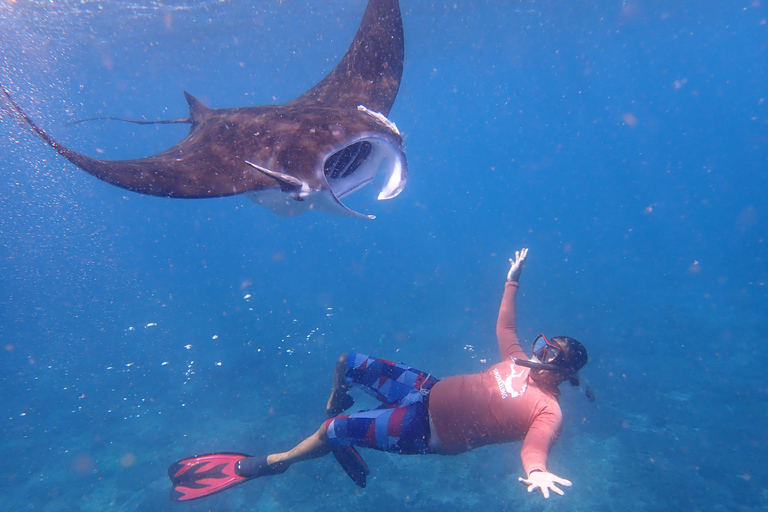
top-left (168, 248), bottom-right (592, 501)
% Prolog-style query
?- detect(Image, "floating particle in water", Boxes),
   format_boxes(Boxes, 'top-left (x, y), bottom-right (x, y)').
top-left (184, 344), bottom-right (192, 350)
top-left (243, 294), bottom-right (252, 300)
top-left (688, 260), bottom-right (702, 275)
top-left (212, 335), bottom-right (219, 340)
top-left (74, 455), bottom-right (95, 474)
top-left (120, 453), bottom-right (137, 468)
top-left (184, 361), bottom-right (195, 380)
top-left (622, 112), bottom-right (638, 127)
top-left (145, 322), bottom-right (157, 328)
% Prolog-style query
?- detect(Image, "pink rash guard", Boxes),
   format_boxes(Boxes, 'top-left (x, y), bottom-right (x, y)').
top-left (428, 281), bottom-right (563, 475)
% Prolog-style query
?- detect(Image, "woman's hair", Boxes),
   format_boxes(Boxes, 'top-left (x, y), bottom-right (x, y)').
top-left (551, 336), bottom-right (588, 384)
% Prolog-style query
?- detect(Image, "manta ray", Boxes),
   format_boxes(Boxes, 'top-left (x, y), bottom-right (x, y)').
top-left (0, 0), bottom-right (406, 219)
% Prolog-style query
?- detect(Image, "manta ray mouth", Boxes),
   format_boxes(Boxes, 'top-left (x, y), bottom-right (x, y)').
top-left (322, 137), bottom-right (407, 218)
top-left (244, 137), bottom-right (407, 219)
top-left (325, 141), bottom-right (374, 188)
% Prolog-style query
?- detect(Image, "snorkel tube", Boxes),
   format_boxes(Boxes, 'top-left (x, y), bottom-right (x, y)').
top-left (511, 357), bottom-right (595, 402)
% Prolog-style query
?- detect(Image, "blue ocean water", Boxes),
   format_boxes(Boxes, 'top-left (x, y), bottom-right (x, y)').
top-left (1, 0), bottom-right (766, 510)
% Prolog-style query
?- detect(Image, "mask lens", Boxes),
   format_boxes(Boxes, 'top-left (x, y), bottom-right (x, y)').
top-left (532, 334), bottom-right (561, 364)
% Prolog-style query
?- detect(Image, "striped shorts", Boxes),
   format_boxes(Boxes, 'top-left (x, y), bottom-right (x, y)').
top-left (324, 353), bottom-right (440, 455)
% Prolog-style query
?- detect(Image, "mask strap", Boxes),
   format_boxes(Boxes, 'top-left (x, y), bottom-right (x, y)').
top-left (512, 357), bottom-right (595, 403)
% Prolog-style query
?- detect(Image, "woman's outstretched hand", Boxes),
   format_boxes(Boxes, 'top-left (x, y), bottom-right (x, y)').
top-left (507, 248), bottom-right (529, 283)
top-left (518, 470), bottom-right (572, 498)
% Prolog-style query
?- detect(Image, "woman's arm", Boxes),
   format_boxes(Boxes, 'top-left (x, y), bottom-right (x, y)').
top-left (497, 248), bottom-right (528, 360)
top-left (519, 405), bottom-right (565, 498)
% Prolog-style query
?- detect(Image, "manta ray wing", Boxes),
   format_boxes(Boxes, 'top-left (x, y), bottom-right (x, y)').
top-left (0, 88), bottom-right (275, 198)
top-left (286, 0), bottom-right (404, 115)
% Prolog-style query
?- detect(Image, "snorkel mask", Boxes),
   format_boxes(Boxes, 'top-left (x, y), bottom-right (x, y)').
top-left (511, 334), bottom-right (595, 402)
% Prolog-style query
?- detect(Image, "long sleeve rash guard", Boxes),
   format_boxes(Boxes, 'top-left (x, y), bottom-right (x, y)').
top-left (428, 281), bottom-right (562, 474)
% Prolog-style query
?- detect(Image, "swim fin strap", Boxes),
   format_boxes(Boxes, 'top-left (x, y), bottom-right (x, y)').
top-left (332, 445), bottom-right (370, 488)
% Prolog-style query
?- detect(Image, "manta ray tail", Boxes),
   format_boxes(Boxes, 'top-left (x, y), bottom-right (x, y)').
top-left (65, 91), bottom-right (209, 128)
top-left (3, 86), bottom-right (209, 134)
top-left (65, 116), bottom-right (191, 126)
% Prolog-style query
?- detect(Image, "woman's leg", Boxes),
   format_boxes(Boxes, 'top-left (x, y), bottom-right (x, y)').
top-left (236, 423), bottom-right (333, 478)
top-left (333, 353), bottom-right (438, 405)
top-left (326, 353), bottom-right (354, 416)
top-left (267, 423), bottom-right (333, 466)
top-left (325, 399), bottom-right (432, 455)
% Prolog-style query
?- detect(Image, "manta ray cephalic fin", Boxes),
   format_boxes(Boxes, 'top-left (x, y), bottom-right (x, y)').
top-left (245, 161), bottom-right (305, 190)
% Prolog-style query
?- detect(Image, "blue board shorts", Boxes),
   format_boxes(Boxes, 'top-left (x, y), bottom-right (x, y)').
top-left (324, 353), bottom-right (440, 455)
